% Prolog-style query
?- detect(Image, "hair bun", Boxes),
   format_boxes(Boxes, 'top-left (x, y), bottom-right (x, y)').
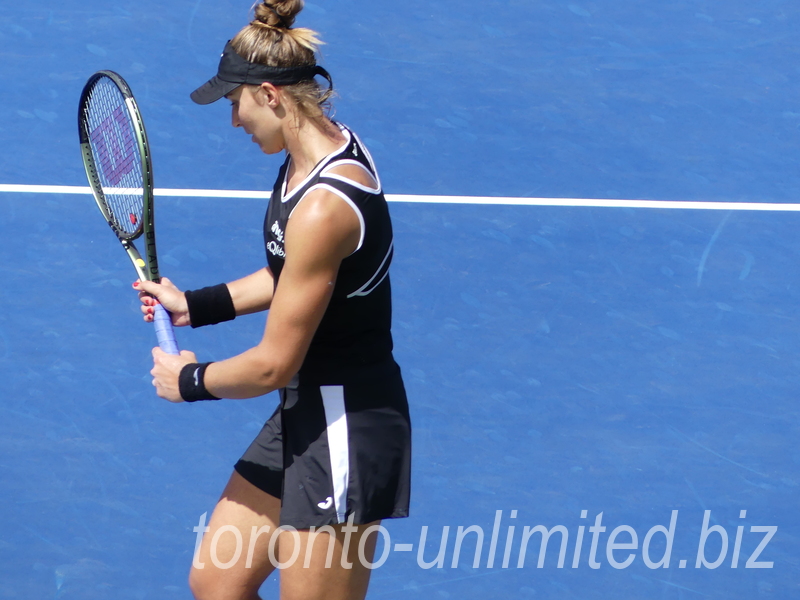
top-left (253, 0), bottom-right (303, 29)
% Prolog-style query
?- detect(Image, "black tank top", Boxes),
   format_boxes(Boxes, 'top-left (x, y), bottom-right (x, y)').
top-left (264, 124), bottom-right (394, 368)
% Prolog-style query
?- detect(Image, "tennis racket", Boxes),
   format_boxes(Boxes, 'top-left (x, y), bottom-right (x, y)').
top-left (78, 70), bottom-right (179, 355)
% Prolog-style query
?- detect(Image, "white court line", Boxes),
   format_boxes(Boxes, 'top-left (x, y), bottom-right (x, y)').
top-left (0, 184), bottom-right (272, 199)
top-left (1, 183), bottom-right (799, 211)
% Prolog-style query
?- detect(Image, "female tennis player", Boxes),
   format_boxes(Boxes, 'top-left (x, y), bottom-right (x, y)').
top-left (135, 2), bottom-right (411, 598)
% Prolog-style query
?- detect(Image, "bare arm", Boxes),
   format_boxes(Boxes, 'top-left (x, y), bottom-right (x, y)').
top-left (149, 187), bottom-right (361, 401)
top-left (227, 266), bottom-right (275, 315)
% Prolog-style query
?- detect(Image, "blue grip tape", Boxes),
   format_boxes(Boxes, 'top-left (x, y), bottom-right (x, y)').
top-left (153, 303), bottom-right (179, 355)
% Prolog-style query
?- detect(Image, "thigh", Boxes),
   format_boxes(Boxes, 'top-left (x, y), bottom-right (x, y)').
top-left (278, 520), bottom-right (381, 600)
top-left (190, 471), bottom-right (282, 600)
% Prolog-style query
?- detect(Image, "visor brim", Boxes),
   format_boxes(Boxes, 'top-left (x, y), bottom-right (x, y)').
top-left (190, 77), bottom-right (241, 105)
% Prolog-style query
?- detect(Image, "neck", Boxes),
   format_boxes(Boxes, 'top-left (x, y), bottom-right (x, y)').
top-left (284, 116), bottom-right (345, 177)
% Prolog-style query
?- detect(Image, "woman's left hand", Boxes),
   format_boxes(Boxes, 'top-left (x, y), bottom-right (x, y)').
top-left (151, 347), bottom-right (198, 402)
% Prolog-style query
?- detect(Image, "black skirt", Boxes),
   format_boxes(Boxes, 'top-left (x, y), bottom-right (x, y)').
top-left (235, 357), bottom-right (411, 529)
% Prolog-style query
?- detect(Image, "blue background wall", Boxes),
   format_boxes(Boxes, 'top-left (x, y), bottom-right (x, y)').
top-left (0, 1), bottom-right (798, 598)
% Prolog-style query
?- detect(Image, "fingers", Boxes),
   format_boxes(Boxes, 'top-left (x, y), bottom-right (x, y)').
top-left (150, 346), bottom-right (196, 402)
top-left (152, 346), bottom-right (197, 364)
top-left (133, 279), bottom-right (160, 295)
top-left (150, 347), bottom-right (171, 399)
top-left (133, 279), bottom-right (190, 328)
top-left (139, 294), bottom-right (157, 322)
top-left (135, 280), bottom-right (162, 322)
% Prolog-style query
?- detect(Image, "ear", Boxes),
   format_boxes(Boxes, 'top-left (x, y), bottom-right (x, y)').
top-left (257, 82), bottom-right (281, 108)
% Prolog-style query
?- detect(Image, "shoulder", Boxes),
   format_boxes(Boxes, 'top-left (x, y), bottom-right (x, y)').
top-left (285, 186), bottom-right (362, 262)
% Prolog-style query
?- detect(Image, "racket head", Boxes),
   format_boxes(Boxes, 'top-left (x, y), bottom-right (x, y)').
top-left (78, 70), bottom-right (160, 281)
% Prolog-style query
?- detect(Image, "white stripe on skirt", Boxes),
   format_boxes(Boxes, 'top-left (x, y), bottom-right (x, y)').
top-left (320, 385), bottom-right (349, 523)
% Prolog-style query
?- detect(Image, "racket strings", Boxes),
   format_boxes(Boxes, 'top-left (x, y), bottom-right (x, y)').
top-left (84, 78), bottom-right (145, 237)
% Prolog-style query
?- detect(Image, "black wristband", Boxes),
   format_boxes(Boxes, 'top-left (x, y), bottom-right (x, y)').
top-left (179, 362), bottom-right (221, 402)
top-left (185, 283), bottom-right (236, 328)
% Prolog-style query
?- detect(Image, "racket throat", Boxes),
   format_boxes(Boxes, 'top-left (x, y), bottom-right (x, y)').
top-left (122, 240), bottom-right (149, 282)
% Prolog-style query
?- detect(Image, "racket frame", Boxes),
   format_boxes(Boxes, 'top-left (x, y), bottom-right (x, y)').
top-left (78, 70), bottom-right (161, 285)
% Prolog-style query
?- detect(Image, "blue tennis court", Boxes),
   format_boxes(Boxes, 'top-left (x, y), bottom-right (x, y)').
top-left (1, 1), bottom-right (798, 598)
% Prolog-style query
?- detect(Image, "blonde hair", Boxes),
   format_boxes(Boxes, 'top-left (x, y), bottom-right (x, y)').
top-left (231, 1), bottom-right (332, 120)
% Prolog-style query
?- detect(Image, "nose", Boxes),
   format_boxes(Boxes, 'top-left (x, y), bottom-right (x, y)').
top-left (231, 106), bottom-right (241, 128)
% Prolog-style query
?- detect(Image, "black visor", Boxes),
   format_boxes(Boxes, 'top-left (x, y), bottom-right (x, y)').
top-left (190, 40), bottom-right (332, 105)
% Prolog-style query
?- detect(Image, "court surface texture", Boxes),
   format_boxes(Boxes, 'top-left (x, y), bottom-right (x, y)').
top-left (0, 1), bottom-right (798, 598)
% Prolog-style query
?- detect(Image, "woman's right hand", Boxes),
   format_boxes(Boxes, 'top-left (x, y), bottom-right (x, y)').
top-left (134, 277), bottom-right (192, 327)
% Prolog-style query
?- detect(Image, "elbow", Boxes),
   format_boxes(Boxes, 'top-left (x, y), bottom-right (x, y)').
top-left (249, 337), bottom-right (306, 394)
top-left (254, 354), bottom-right (298, 392)
top-left (261, 369), bottom-right (295, 391)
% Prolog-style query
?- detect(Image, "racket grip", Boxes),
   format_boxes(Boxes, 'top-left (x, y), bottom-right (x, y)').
top-left (153, 303), bottom-right (180, 355)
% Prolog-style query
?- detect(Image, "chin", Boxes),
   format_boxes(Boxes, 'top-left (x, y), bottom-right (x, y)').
top-left (257, 141), bottom-right (283, 155)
